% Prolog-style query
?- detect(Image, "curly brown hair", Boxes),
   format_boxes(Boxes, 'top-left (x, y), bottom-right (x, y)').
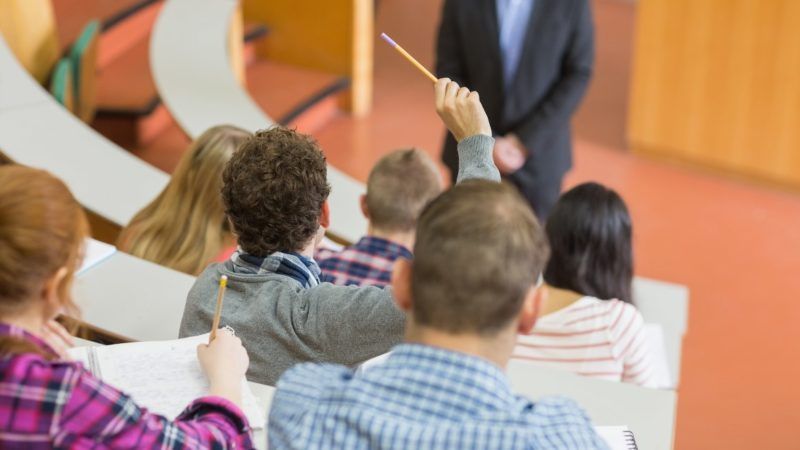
top-left (221, 127), bottom-right (331, 256)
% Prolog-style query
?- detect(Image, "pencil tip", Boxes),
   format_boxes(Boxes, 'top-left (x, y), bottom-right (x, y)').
top-left (380, 33), bottom-right (396, 47)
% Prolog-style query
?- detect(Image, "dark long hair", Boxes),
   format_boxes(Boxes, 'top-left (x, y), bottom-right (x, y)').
top-left (544, 182), bottom-right (633, 303)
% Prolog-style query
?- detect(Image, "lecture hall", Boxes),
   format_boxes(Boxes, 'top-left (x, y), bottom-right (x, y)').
top-left (0, 0), bottom-right (798, 449)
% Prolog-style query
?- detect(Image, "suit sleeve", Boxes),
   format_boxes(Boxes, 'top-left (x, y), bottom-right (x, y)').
top-left (511, 0), bottom-right (594, 152)
top-left (435, 0), bottom-right (466, 83)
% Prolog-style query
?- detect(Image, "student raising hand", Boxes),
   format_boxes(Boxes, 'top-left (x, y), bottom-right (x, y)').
top-left (434, 78), bottom-right (492, 142)
top-left (197, 328), bottom-right (250, 408)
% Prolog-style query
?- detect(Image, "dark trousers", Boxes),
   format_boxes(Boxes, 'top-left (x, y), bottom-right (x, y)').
top-left (507, 170), bottom-right (563, 222)
top-left (443, 148), bottom-right (563, 222)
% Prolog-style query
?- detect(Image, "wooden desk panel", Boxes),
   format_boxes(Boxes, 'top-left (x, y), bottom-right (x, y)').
top-left (629, 0), bottom-right (800, 188)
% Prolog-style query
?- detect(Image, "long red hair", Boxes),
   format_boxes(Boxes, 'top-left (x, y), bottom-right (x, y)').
top-left (0, 165), bottom-right (88, 358)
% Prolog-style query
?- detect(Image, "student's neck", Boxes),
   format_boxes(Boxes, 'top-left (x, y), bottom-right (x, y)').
top-left (539, 285), bottom-right (584, 316)
top-left (1, 307), bottom-right (47, 339)
top-left (405, 325), bottom-right (515, 369)
top-left (299, 229), bottom-right (326, 259)
top-left (367, 226), bottom-right (415, 250)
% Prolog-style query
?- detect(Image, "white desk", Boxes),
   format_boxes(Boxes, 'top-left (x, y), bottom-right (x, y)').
top-left (240, 364), bottom-right (675, 450)
top-left (72, 336), bottom-right (274, 450)
top-left (73, 251), bottom-right (195, 341)
top-left (0, 36), bottom-right (168, 226)
top-left (150, 0), bottom-right (367, 243)
top-left (633, 277), bottom-right (689, 385)
top-left (250, 382), bottom-right (274, 450)
top-left (67, 342), bottom-right (676, 449)
top-left (0, 38), bottom-right (49, 111)
top-left (507, 361), bottom-right (676, 450)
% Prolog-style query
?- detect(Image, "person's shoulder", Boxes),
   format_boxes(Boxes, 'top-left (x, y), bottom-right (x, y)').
top-left (574, 296), bottom-right (637, 319)
top-left (308, 281), bottom-right (390, 300)
top-left (4, 355), bottom-right (103, 409)
top-left (525, 396), bottom-right (605, 447)
top-left (315, 248), bottom-right (340, 266)
top-left (272, 362), bottom-right (354, 411)
top-left (4, 353), bottom-right (82, 384)
top-left (278, 362), bottom-right (353, 391)
top-left (599, 298), bottom-right (643, 323)
top-left (192, 262), bottom-right (227, 286)
top-left (530, 395), bottom-right (590, 421)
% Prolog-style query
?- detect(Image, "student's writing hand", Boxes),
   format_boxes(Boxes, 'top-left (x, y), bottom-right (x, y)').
top-left (434, 78), bottom-right (492, 142)
top-left (41, 319), bottom-right (74, 360)
top-left (197, 328), bottom-right (249, 407)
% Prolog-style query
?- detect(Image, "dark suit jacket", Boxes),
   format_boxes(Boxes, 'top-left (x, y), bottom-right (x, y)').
top-left (436, 0), bottom-right (594, 211)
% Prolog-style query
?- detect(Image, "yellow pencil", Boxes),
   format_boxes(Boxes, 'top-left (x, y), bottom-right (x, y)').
top-left (381, 33), bottom-right (438, 83)
top-left (209, 275), bottom-right (228, 343)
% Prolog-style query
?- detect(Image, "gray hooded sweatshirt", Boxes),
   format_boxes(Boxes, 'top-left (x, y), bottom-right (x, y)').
top-left (179, 134), bottom-right (499, 385)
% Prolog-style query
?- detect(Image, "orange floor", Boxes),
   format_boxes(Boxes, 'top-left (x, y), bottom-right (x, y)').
top-left (131, 1), bottom-right (800, 448)
top-left (318, 2), bottom-right (800, 449)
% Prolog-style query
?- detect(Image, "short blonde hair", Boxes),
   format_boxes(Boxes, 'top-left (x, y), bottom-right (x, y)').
top-left (412, 181), bottom-right (549, 335)
top-left (366, 149), bottom-right (442, 233)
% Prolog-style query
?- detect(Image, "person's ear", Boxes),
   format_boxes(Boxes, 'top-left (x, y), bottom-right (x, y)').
top-left (391, 258), bottom-right (413, 312)
top-left (319, 200), bottom-right (331, 229)
top-left (518, 284), bottom-right (546, 334)
top-left (41, 266), bottom-right (69, 319)
top-left (360, 194), bottom-right (370, 220)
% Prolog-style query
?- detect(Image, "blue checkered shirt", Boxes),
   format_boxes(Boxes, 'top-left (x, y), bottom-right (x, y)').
top-left (268, 344), bottom-right (609, 449)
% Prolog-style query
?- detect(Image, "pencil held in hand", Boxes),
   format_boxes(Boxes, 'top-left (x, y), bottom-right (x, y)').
top-left (209, 275), bottom-right (228, 343)
top-left (381, 33), bottom-right (437, 83)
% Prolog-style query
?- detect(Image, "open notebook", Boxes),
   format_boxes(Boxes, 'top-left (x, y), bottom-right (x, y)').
top-left (595, 426), bottom-right (638, 450)
top-left (69, 334), bottom-right (265, 429)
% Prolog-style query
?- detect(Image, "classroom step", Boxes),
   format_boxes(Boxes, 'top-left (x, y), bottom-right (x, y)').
top-left (92, 21), bottom-right (269, 148)
top-left (128, 61), bottom-right (350, 174)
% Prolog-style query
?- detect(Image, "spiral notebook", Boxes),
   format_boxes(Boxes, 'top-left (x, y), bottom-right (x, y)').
top-left (69, 334), bottom-right (265, 429)
top-left (595, 426), bottom-right (638, 450)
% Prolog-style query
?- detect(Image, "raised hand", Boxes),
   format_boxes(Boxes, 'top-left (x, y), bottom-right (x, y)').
top-left (434, 78), bottom-right (492, 142)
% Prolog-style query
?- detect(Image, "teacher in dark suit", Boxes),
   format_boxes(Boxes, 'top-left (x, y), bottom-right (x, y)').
top-left (436, 0), bottom-right (594, 219)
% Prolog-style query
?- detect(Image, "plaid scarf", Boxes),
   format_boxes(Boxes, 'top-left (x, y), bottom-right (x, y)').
top-left (231, 250), bottom-right (321, 288)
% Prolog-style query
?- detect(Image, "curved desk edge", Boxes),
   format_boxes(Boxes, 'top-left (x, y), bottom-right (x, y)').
top-left (150, 0), bottom-right (367, 242)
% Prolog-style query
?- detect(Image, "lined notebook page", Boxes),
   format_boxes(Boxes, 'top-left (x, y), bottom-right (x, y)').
top-left (595, 426), bottom-right (638, 450)
top-left (69, 334), bottom-right (264, 428)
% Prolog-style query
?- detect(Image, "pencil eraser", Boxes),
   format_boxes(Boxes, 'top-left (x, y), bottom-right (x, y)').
top-left (380, 33), bottom-right (397, 47)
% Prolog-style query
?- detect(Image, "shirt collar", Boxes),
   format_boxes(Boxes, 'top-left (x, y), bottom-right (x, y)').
top-left (230, 250), bottom-right (322, 288)
top-left (355, 236), bottom-right (413, 260)
top-left (0, 322), bottom-right (58, 358)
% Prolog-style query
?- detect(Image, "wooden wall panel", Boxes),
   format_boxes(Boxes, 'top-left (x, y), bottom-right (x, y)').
top-left (242, 0), bottom-right (373, 115)
top-left (629, 0), bottom-right (800, 188)
top-left (228, 4), bottom-right (246, 86)
top-left (0, 0), bottom-right (60, 84)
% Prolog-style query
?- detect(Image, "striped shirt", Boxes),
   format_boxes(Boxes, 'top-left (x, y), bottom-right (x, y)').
top-left (0, 323), bottom-right (253, 449)
top-left (513, 297), bottom-right (661, 387)
top-left (268, 344), bottom-right (608, 450)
